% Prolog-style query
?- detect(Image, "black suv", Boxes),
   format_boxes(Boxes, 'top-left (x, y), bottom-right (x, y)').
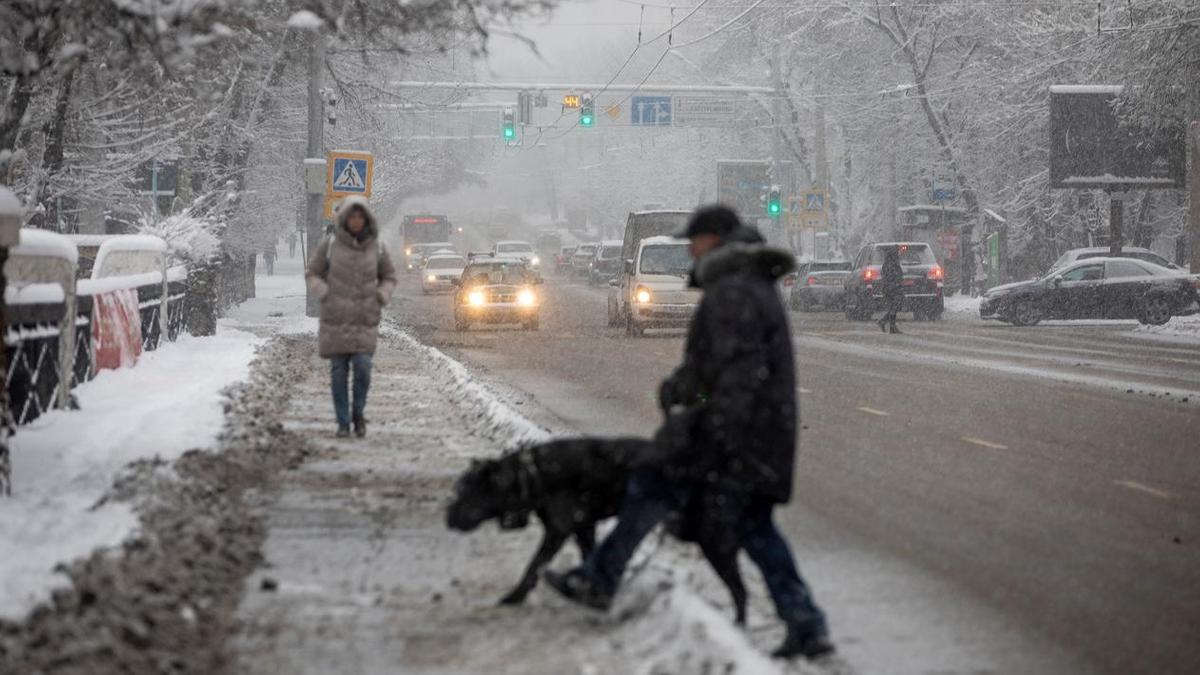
top-left (844, 242), bottom-right (945, 321)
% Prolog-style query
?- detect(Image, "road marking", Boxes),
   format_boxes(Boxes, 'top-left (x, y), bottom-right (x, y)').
top-left (1114, 480), bottom-right (1174, 500)
top-left (855, 406), bottom-right (890, 417)
top-left (962, 436), bottom-right (1008, 450)
top-left (798, 387), bottom-right (813, 394)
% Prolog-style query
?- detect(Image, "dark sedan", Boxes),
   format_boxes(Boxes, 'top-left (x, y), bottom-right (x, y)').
top-left (790, 260), bottom-right (852, 311)
top-left (980, 258), bottom-right (1200, 326)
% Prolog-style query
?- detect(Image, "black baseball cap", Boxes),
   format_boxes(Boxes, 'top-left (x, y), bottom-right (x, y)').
top-left (675, 204), bottom-right (742, 239)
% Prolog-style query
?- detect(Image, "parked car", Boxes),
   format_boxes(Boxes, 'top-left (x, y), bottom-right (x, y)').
top-left (452, 256), bottom-right (543, 331)
top-left (421, 252), bottom-right (466, 294)
top-left (571, 242), bottom-right (598, 277)
top-left (493, 240), bottom-right (538, 267)
top-left (588, 240), bottom-right (624, 286)
top-left (555, 245), bottom-right (576, 275)
top-left (790, 260), bottom-right (852, 311)
top-left (980, 257), bottom-right (1200, 326)
top-left (844, 242), bottom-right (945, 321)
top-left (608, 236), bottom-right (699, 337)
top-left (1049, 246), bottom-right (1181, 274)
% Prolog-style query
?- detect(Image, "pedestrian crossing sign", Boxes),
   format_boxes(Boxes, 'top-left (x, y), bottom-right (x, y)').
top-left (326, 150), bottom-right (373, 197)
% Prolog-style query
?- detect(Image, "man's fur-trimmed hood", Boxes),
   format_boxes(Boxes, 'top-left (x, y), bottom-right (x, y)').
top-left (693, 242), bottom-right (796, 288)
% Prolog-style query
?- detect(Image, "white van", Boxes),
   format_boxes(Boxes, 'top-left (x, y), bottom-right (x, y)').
top-left (607, 236), bottom-right (700, 336)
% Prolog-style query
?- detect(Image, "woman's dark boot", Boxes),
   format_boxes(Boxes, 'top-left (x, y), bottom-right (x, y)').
top-left (876, 317), bottom-right (888, 333)
top-left (772, 625), bottom-right (835, 660)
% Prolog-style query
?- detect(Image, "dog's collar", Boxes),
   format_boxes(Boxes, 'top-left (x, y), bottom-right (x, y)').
top-left (515, 446), bottom-right (543, 501)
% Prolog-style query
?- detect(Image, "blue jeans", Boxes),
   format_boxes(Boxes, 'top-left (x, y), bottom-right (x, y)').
top-left (582, 468), bottom-right (828, 637)
top-left (330, 353), bottom-right (372, 428)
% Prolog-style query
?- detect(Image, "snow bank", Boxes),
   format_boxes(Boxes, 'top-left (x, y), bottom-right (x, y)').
top-left (12, 228), bottom-right (78, 265)
top-left (1132, 314), bottom-right (1200, 343)
top-left (392, 329), bottom-right (551, 445)
top-left (77, 271), bottom-right (164, 295)
top-left (943, 294), bottom-right (981, 315)
top-left (0, 327), bottom-right (262, 620)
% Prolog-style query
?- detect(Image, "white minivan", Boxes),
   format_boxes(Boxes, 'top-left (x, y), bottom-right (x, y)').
top-left (607, 236), bottom-right (701, 336)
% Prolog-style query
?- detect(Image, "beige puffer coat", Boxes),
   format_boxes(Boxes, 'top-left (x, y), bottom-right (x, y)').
top-left (305, 197), bottom-right (398, 357)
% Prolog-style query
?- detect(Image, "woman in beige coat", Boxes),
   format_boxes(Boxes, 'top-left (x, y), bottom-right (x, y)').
top-left (306, 196), bottom-right (398, 437)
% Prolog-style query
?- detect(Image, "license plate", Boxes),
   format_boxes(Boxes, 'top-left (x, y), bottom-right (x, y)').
top-left (902, 279), bottom-right (915, 286)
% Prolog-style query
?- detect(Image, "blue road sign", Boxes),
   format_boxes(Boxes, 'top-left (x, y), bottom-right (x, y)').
top-left (631, 96), bottom-right (672, 126)
top-left (332, 157), bottom-right (369, 193)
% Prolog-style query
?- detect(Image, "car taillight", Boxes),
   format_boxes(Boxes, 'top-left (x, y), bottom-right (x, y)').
top-left (928, 265), bottom-right (945, 280)
top-left (807, 275), bottom-right (818, 285)
top-left (862, 268), bottom-right (878, 282)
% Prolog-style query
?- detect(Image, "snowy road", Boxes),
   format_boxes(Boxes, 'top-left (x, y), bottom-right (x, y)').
top-left (396, 270), bottom-right (1200, 675)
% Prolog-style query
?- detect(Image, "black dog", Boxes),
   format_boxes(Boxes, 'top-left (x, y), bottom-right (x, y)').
top-left (446, 437), bottom-right (748, 624)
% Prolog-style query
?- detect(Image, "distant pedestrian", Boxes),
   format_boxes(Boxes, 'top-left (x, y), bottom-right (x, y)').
top-left (305, 196), bottom-right (397, 438)
top-left (545, 205), bottom-right (833, 661)
top-left (877, 245), bottom-right (903, 334)
top-left (263, 244), bottom-right (277, 276)
top-left (288, 231), bottom-right (298, 258)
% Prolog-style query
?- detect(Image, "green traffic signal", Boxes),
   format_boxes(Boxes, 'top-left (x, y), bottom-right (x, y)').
top-left (503, 126), bottom-right (515, 139)
top-left (581, 115), bottom-right (593, 127)
top-left (768, 201), bottom-right (781, 215)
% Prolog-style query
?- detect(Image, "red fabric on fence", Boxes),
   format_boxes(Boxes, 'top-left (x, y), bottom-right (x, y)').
top-left (92, 289), bottom-right (143, 371)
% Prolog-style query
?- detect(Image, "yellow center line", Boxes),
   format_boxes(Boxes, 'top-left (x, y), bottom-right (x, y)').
top-left (962, 436), bottom-right (1009, 450)
top-left (856, 406), bottom-right (890, 417)
top-left (1114, 480), bottom-right (1174, 500)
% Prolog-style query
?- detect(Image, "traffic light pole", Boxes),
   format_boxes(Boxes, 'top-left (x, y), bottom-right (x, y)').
top-left (304, 30), bottom-right (326, 318)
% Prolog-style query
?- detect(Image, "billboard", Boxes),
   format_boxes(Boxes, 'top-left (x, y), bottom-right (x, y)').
top-left (1049, 85), bottom-right (1185, 190)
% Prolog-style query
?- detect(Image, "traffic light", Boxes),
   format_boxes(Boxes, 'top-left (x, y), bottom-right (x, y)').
top-left (502, 108), bottom-right (515, 140)
top-left (580, 95), bottom-right (594, 127)
top-left (767, 185), bottom-right (782, 218)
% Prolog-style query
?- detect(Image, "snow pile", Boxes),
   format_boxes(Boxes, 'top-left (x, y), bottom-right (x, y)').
top-left (392, 328), bottom-right (551, 445)
top-left (4, 282), bottom-right (66, 305)
top-left (286, 10), bottom-right (324, 30)
top-left (222, 261), bottom-right (317, 336)
top-left (1132, 314), bottom-right (1200, 343)
top-left (943, 294), bottom-right (981, 316)
top-left (0, 327), bottom-right (261, 620)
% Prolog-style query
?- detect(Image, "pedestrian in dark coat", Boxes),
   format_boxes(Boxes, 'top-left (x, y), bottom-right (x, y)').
top-left (545, 205), bottom-right (833, 661)
top-left (877, 245), bottom-right (904, 334)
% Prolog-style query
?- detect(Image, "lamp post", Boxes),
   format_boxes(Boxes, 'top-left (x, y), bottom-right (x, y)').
top-left (0, 186), bottom-right (23, 496)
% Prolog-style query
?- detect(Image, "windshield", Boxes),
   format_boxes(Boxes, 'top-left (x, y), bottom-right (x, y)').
top-left (599, 246), bottom-right (622, 259)
top-left (497, 242), bottom-right (533, 254)
top-left (426, 256), bottom-right (464, 270)
top-left (639, 244), bottom-right (691, 275)
top-left (870, 244), bottom-right (935, 266)
top-left (809, 261), bottom-right (851, 272)
top-left (463, 263), bottom-right (532, 285)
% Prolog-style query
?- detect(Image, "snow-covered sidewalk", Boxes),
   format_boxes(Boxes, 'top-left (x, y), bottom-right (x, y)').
top-left (232, 323), bottom-right (819, 675)
top-left (1, 327), bottom-right (261, 619)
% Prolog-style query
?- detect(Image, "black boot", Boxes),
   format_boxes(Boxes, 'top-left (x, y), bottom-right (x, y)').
top-left (335, 425), bottom-right (350, 438)
top-left (543, 569), bottom-right (613, 611)
top-left (353, 415), bottom-right (367, 438)
top-left (772, 625), bottom-right (835, 661)
top-left (876, 317), bottom-right (887, 333)
top-left (889, 321), bottom-right (901, 334)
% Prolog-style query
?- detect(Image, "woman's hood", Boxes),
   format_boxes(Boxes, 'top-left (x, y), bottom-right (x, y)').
top-left (334, 195), bottom-right (379, 241)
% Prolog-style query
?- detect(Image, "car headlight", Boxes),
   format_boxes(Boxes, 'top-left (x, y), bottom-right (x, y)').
top-left (517, 288), bottom-right (537, 306)
top-left (635, 286), bottom-right (652, 304)
top-left (427, 274), bottom-right (437, 282)
top-left (405, 247), bottom-right (412, 255)
top-left (530, 256), bottom-right (540, 266)
top-left (468, 290), bottom-right (485, 306)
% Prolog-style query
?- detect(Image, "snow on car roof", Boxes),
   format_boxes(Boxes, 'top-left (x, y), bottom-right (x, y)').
top-left (631, 209), bottom-right (690, 215)
top-left (601, 239), bottom-right (623, 246)
top-left (496, 240), bottom-right (532, 246)
top-left (1066, 246), bottom-right (1154, 254)
top-left (641, 235), bottom-right (688, 246)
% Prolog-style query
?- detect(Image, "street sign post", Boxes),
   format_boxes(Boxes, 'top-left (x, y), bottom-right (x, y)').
top-left (631, 95), bottom-right (672, 126)
top-left (931, 168), bottom-right (956, 202)
top-left (324, 150), bottom-right (374, 218)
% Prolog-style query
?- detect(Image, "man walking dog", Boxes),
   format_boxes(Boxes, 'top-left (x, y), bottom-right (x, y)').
top-left (545, 205), bottom-right (833, 660)
top-left (306, 196), bottom-right (397, 438)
